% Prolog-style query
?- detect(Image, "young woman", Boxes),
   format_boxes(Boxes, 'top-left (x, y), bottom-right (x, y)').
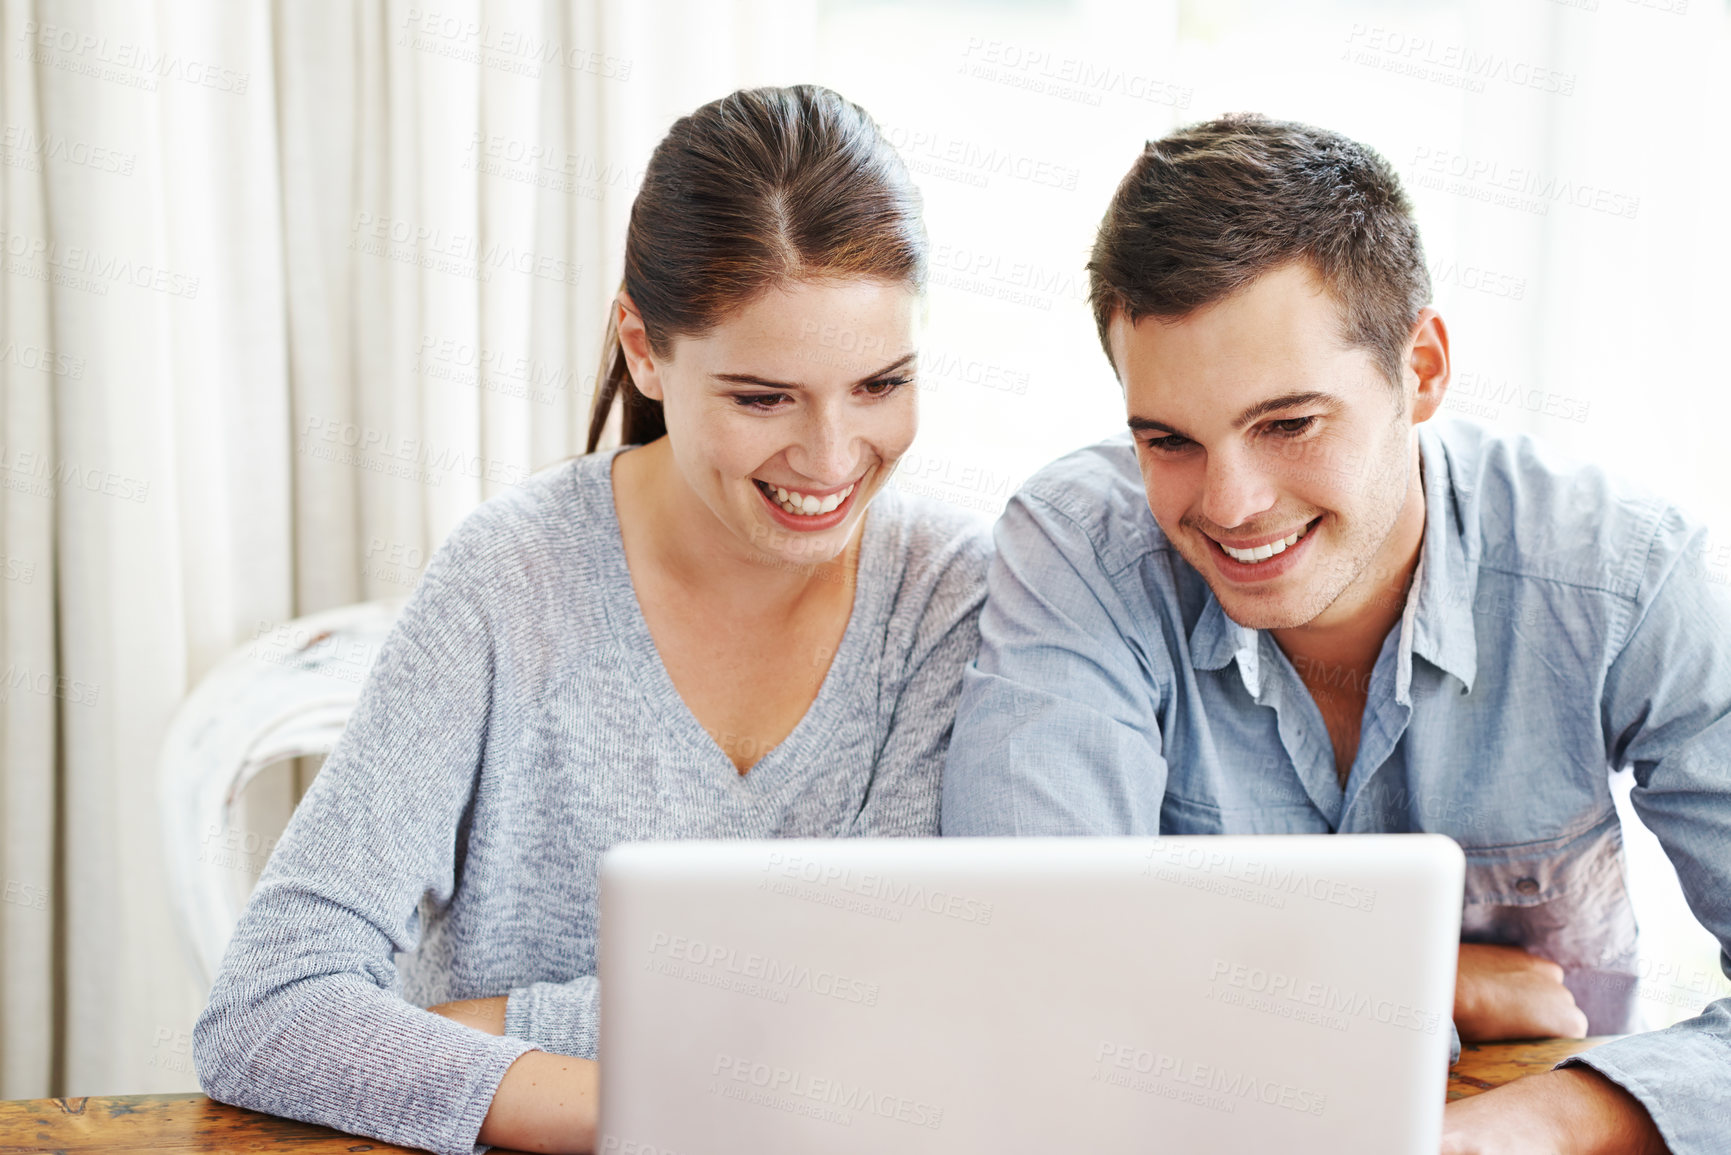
top-left (192, 86), bottom-right (989, 1155)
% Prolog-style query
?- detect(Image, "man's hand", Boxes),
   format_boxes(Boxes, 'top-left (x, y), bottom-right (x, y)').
top-left (1455, 944), bottom-right (1588, 1043)
top-left (1442, 1067), bottom-right (1668, 1155)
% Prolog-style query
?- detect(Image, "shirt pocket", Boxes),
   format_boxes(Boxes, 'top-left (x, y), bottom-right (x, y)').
top-left (1459, 811), bottom-right (1641, 1032)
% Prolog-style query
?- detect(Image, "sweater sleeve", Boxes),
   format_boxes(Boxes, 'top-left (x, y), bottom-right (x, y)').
top-left (192, 542), bottom-right (535, 1155)
top-left (849, 520), bottom-right (990, 838)
top-left (503, 975), bottom-right (601, 1059)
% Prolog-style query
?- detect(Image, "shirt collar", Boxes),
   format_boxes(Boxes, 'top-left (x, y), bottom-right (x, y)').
top-left (1189, 594), bottom-right (1254, 671)
top-left (1187, 425), bottom-right (1479, 697)
top-left (1406, 423), bottom-right (1479, 695)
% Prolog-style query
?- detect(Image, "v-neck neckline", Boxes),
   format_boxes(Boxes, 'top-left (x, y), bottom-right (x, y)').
top-left (584, 446), bottom-right (887, 785)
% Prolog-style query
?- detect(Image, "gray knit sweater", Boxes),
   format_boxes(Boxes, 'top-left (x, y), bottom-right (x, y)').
top-left (192, 448), bottom-right (990, 1155)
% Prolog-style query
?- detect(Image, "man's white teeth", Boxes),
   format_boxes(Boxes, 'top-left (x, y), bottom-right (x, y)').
top-left (1220, 526), bottom-right (1306, 564)
top-left (764, 481), bottom-right (854, 517)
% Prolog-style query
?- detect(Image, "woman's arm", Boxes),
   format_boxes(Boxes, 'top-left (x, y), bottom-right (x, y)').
top-left (430, 999), bottom-right (600, 1153)
top-left (193, 520), bottom-right (539, 1155)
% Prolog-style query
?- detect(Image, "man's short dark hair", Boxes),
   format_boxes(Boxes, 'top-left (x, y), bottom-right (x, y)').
top-left (1087, 114), bottom-right (1431, 387)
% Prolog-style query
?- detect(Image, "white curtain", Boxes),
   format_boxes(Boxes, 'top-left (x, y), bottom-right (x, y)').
top-left (0, 0), bottom-right (814, 1098)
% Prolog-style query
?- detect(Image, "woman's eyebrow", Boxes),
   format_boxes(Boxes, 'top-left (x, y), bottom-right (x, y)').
top-left (713, 351), bottom-right (918, 390)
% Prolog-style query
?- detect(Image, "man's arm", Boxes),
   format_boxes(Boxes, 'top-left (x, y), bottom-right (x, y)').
top-left (1446, 508), bottom-right (1731, 1155)
top-left (942, 487), bottom-right (1169, 837)
top-left (1442, 1066), bottom-right (1667, 1155)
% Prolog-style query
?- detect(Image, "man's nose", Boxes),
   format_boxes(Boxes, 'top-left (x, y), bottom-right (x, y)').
top-left (1200, 449), bottom-right (1278, 532)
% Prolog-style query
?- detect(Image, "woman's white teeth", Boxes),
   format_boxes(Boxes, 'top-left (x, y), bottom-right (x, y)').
top-left (1220, 526), bottom-right (1306, 564)
top-left (763, 481), bottom-right (854, 517)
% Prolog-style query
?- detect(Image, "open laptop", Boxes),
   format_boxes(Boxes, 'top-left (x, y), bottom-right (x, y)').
top-left (598, 835), bottom-right (1463, 1154)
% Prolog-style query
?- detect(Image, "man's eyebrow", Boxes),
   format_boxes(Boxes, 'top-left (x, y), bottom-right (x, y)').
top-left (1126, 391), bottom-right (1339, 438)
top-left (713, 351), bottom-right (918, 390)
top-left (1127, 416), bottom-right (1187, 436)
top-left (1230, 391), bottom-right (1338, 428)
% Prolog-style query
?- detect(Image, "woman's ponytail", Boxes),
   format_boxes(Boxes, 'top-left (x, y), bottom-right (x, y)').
top-left (586, 299), bottom-right (667, 453)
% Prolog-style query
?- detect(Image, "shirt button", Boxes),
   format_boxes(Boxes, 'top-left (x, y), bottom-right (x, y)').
top-left (1515, 877), bottom-right (1541, 896)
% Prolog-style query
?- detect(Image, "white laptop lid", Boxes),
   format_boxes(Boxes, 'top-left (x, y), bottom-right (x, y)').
top-left (599, 834), bottom-right (1463, 1155)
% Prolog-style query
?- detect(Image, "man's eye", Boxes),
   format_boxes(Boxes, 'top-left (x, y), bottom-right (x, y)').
top-left (734, 393), bottom-right (789, 410)
top-left (860, 376), bottom-right (912, 397)
top-left (1268, 416), bottom-right (1316, 436)
top-left (1144, 435), bottom-right (1192, 453)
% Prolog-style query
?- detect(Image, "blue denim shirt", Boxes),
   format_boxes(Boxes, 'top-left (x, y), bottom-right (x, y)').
top-left (943, 421), bottom-right (1731, 1154)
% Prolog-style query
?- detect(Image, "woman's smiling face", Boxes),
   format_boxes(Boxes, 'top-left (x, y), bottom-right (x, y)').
top-left (623, 277), bottom-right (922, 568)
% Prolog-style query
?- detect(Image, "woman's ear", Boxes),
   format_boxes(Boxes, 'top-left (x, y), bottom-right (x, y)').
top-left (616, 293), bottom-right (665, 402)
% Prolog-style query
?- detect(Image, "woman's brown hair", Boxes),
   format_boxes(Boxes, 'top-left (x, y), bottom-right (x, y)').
top-left (585, 85), bottom-right (927, 452)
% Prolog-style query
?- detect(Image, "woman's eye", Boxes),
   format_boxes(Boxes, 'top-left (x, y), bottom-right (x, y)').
top-left (1268, 416), bottom-right (1316, 437)
top-left (734, 393), bottom-right (789, 410)
top-left (859, 376), bottom-right (912, 397)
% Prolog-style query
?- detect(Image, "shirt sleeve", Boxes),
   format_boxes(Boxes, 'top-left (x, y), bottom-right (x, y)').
top-left (1559, 508), bottom-right (1731, 1155)
top-left (848, 523), bottom-right (990, 837)
top-left (942, 489), bottom-right (1170, 837)
top-left (192, 542), bottom-right (535, 1155)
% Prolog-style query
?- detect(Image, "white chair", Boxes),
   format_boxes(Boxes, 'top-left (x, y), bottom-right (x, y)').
top-left (157, 597), bottom-right (406, 987)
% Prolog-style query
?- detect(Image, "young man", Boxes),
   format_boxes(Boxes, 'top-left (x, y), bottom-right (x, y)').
top-left (943, 115), bottom-right (1730, 1154)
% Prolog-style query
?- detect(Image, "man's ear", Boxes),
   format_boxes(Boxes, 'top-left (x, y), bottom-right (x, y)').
top-left (1405, 307), bottom-right (1449, 424)
top-left (616, 293), bottom-right (665, 402)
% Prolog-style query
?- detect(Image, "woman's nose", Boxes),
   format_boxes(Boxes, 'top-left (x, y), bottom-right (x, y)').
top-left (787, 408), bottom-right (860, 486)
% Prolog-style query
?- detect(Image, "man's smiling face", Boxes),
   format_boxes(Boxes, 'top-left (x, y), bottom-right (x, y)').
top-left (1110, 262), bottom-right (1430, 632)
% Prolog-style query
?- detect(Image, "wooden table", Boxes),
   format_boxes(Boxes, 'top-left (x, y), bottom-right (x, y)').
top-left (1445, 1036), bottom-right (1609, 1101)
top-left (0, 1038), bottom-right (1609, 1153)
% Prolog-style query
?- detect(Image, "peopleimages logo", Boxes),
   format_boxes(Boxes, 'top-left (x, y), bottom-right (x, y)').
top-left (1208, 959), bottom-right (1444, 1036)
top-left (760, 851), bottom-right (994, 925)
top-left (1145, 840), bottom-right (1379, 914)
top-left (598, 1139), bottom-right (687, 1155)
top-left (645, 932), bottom-right (880, 1008)
top-left (957, 37), bottom-right (1193, 110)
top-left (1407, 146), bottom-right (1639, 220)
top-left (18, 20), bottom-right (251, 94)
top-left (2, 231), bottom-right (200, 298)
top-left (1093, 1041), bottom-right (1328, 1117)
top-left (710, 1053), bottom-right (944, 1130)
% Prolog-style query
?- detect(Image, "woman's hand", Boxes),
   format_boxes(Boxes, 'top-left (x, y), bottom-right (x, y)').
top-left (428, 996), bottom-right (599, 1154)
top-left (1441, 1067), bottom-right (1668, 1155)
top-left (428, 995), bottom-right (508, 1034)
